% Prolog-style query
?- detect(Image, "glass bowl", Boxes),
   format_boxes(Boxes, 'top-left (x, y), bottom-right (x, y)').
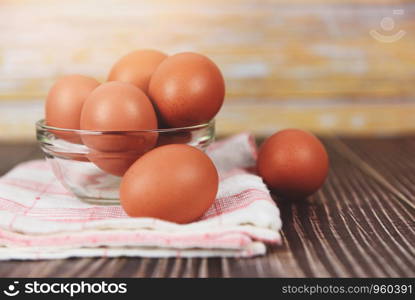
top-left (36, 119), bottom-right (215, 205)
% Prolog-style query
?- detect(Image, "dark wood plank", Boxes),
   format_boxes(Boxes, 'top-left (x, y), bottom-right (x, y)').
top-left (337, 136), bottom-right (415, 210)
top-left (0, 143), bottom-right (42, 176)
top-left (0, 138), bottom-right (414, 278)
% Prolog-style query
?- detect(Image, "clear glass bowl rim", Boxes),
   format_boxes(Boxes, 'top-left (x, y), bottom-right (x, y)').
top-left (36, 119), bottom-right (214, 135)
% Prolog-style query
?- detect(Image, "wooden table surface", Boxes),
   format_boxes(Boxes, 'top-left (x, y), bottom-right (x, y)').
top-left (0, 136), bottom-right (415, 277)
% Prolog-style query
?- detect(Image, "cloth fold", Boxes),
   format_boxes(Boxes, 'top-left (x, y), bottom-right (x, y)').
top-left (0, 133), bottom-right (281, 259)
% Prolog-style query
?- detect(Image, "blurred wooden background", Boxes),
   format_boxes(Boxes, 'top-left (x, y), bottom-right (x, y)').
top-left (0, 0), bottom-right (414, 140)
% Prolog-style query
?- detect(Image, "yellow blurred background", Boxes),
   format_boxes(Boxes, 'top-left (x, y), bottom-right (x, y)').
top-left (0, 0), bottom-right (414, 140)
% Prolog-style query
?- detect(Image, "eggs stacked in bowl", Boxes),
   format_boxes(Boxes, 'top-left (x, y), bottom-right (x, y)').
top-left (45, 50), bottom-right (224, 176)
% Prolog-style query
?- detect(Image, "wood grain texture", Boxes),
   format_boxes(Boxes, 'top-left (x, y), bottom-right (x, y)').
top-left (0, 137), bottom-right (414, 277)
top-left (1, 0), bottom-right (413, 102)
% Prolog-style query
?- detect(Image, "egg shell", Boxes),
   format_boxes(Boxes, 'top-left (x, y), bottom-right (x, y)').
top-left (120, 144), bottom-right (219, 224)
top-left (108, 49), bottom-right (167, 93)
top-left (87, 150), bottom-right (143, 177)
top-left (148, 52), bottom-right (225, 127)
top-left (257, 129), bottom-right (329, 199)
top-left (80, 81), bottom-right (158, 153)
top-left (45, 75), bottom-right (100, 143)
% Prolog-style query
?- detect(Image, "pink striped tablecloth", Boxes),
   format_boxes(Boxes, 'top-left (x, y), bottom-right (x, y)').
top-left (0, 133), bottom-right (281, 259)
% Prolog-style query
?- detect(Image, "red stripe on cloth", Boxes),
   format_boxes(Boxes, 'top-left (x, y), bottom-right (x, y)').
top-left (0, 228), bottom-right (254, 248)
top-left (200, 188), bottom-right (274, 220)
top-left (0, 197), bottom-right (27, 213)
top-left (0, 188), bottom-right (273, 224)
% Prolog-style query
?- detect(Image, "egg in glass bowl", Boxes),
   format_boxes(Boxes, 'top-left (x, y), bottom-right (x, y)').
top-left (36, 119), bottom-right (215, 204)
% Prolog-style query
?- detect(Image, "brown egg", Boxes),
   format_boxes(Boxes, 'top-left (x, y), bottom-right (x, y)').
top-left (120, 144), bottom-right (219, 223)
top-left (148, 52), bottom-right (225, 127)
top-left (87, 150), bottom-right (143, 177)
top-left (108, 49), bottom-right (167, 93)
top-left (45, 74), bottom-right (99, 143)
top-left (257, 129), bottom-right (329, 199)
top-left (80, 81), bottom-right (158, 153)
